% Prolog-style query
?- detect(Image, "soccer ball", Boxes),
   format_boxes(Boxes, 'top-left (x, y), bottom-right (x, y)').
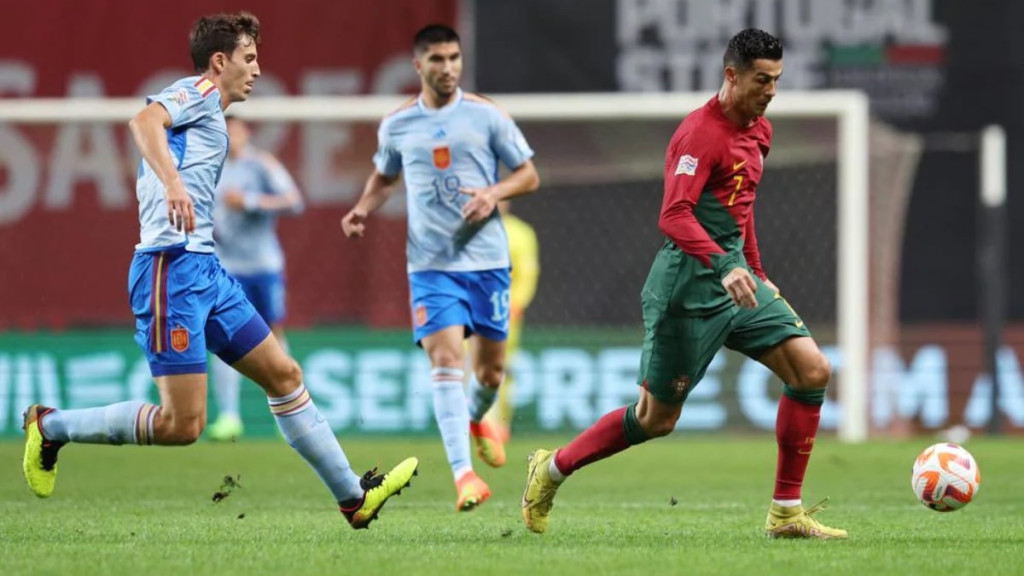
top-left (911, 442), bottom-right (980, 512)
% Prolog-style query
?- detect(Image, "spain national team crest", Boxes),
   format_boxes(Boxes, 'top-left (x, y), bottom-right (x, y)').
top-left (414, 305), bottom-right (428, 327)
top-left (170, 326), bottom-right (189, 352)
top-left (671, 375), bottom-right (692, 400)
top-left (432, 146), bottom-right (451, 170)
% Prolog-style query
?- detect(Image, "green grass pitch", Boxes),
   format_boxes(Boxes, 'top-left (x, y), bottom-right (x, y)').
top-left (1, 435), bottom-right (1021, 575)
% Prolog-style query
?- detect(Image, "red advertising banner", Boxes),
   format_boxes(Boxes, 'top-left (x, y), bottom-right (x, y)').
top-left (0, 0), bottom-right (457, 329)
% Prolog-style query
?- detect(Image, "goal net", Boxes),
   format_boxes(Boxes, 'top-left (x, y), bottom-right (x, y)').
top-left (0, 92), bottom-right (920, 442)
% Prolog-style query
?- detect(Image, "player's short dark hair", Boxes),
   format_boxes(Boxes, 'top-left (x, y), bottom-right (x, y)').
top-left (413, 24), bottom-right (460, 54)
top-left (189, 12), bottom-right (261, 72)
top-left (723, 28), bottom-right (782, 70)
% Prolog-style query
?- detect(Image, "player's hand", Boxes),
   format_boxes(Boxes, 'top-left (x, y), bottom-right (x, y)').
top-left (223, 189), bottom-right (246, 211)
top-left (164, 182), bottom-right (195, 233)
top-left (341, 209), bottom-right (368, 238)
top-left (459, 186), bottom-right (498, 224)
top-left (722, 267), bottom-right (758, 309)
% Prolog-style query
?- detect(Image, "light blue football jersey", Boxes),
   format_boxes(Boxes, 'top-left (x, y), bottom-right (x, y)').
top-left (135, 76), bottom-right (227, 254)
top-left (214, 147), bottom-right (302, 275)
top-left (373, 88), bottom-right (534, 273)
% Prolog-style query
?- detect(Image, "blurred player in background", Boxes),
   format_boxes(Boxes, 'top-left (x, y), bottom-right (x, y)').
top-left (21, 12), bottom-right (417, 529)
top-left (207, 115), bottom-right (304, 441)
top-left (486, 200), bottom-right (540, 442)
top-left (342, 24), bottom-right (540, 512)
top-left (521, 28), bottom-right (847, 539)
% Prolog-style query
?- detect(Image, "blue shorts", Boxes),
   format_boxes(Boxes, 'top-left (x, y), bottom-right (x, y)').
top-left (408, 268), bottom-right (511, 345)
top-left (233, 271), bottom-right (286, 325)
top-left (129, 248), bottom-right (271, 377)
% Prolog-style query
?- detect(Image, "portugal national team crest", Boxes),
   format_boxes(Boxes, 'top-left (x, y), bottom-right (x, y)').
top-left (170, 326), bottom-right (189, 352)
top-left (432, 146), bottom-right (451, 170)
top-left (671, 375), bottom-right (692, 400)
top-left (414, 305), bottom-right (428, 327)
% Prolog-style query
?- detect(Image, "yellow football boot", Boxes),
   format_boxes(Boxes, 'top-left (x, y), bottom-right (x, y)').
top-left (521, 449), bottom-right (562, 534)
top-left (22, 405), bottom-right (65, 498)
top-left (765, 498), bottom-right (848, 539)
top-left (340, 457), bottom-right (418, 529)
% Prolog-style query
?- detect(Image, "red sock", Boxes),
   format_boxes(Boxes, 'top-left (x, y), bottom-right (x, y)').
top-left (773, 395), bottom-right (822, 501)
top-left (554, 407), bottom-right (631, 476)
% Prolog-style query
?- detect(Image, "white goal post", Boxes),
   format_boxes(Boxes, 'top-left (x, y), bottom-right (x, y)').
top-left (0, 91), bottom-right (871, 442)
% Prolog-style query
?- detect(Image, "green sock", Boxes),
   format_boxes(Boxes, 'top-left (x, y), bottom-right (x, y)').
top-left (782, 384), bottom-right (825, 406)
top-left (622, 402), bottom-right (650, 445)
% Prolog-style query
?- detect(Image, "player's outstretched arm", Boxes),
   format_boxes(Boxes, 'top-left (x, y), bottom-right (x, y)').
top-left (129, 103), bottom-right (195, 233)
top-left (341, 169), bottom-right (400, 238)
top-left (459, 160), bottom-right (540, 224)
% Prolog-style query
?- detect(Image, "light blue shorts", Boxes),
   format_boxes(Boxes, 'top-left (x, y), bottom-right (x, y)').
top-left (129, 248), bottom-right (270, 376)
top-left (408, 268), bottom-right (511, 345)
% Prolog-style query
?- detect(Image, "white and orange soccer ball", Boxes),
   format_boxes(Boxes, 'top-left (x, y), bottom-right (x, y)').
top-left (911, 442), bottom-right (981, 512)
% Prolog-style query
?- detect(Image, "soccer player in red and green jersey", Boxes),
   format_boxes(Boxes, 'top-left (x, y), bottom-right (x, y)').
top-left (521, 28), bottom-right (847, 539)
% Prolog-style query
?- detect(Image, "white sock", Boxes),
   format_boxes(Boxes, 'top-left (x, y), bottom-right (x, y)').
top-left (547, 452), bottom-right (566, 483)
top-left (269, 384), bottom-right (363, 503)
top-left (431, 367), bottom-right (473, 481)
top-left (773, 499), bottom-right (801, 508)
top-left (41, 401), bottom-right (158, 445)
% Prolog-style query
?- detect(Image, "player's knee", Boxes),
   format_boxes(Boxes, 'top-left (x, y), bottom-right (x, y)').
top-left (265, 358), bottom-right (303, 398)
top-left (637, 412), bottom-right (677, 438)
top-left (279, 357), bottom-right (303, 388)
top-left (429, 349), bottom-right (463, 370)
top-left (797, 354), bottom-right (831, 390)
top-left (636, 390), bottom-right (682, 438)
top-left (174, 424), bottom-right (204, 445)
top-left (159, 414), bottom-right (205, 445)
top-left (641, 417), bottom-right (676, 438)
top-left (252, 356), bottom-right (303, 398)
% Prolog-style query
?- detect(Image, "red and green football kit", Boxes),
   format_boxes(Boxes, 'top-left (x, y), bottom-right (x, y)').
top-left (639, 96), bottom-right (810, 404)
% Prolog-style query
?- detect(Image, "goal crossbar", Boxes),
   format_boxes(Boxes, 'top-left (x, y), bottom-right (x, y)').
top-left (0, 90), bottom-right (865, 122)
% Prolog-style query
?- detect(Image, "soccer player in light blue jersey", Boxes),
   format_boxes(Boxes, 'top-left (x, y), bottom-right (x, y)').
top-left (208, 115), bottom-right (304, 441)
top-left (342, 24), bottom-right (540, 512)
top-left (21, 12), bottom-right (417, 529)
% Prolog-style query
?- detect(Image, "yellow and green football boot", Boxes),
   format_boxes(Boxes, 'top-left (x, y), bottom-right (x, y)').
top-left (22, 405), bottom-right (65, 498)
top-left (340, 457), bottom-right (419, 529)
